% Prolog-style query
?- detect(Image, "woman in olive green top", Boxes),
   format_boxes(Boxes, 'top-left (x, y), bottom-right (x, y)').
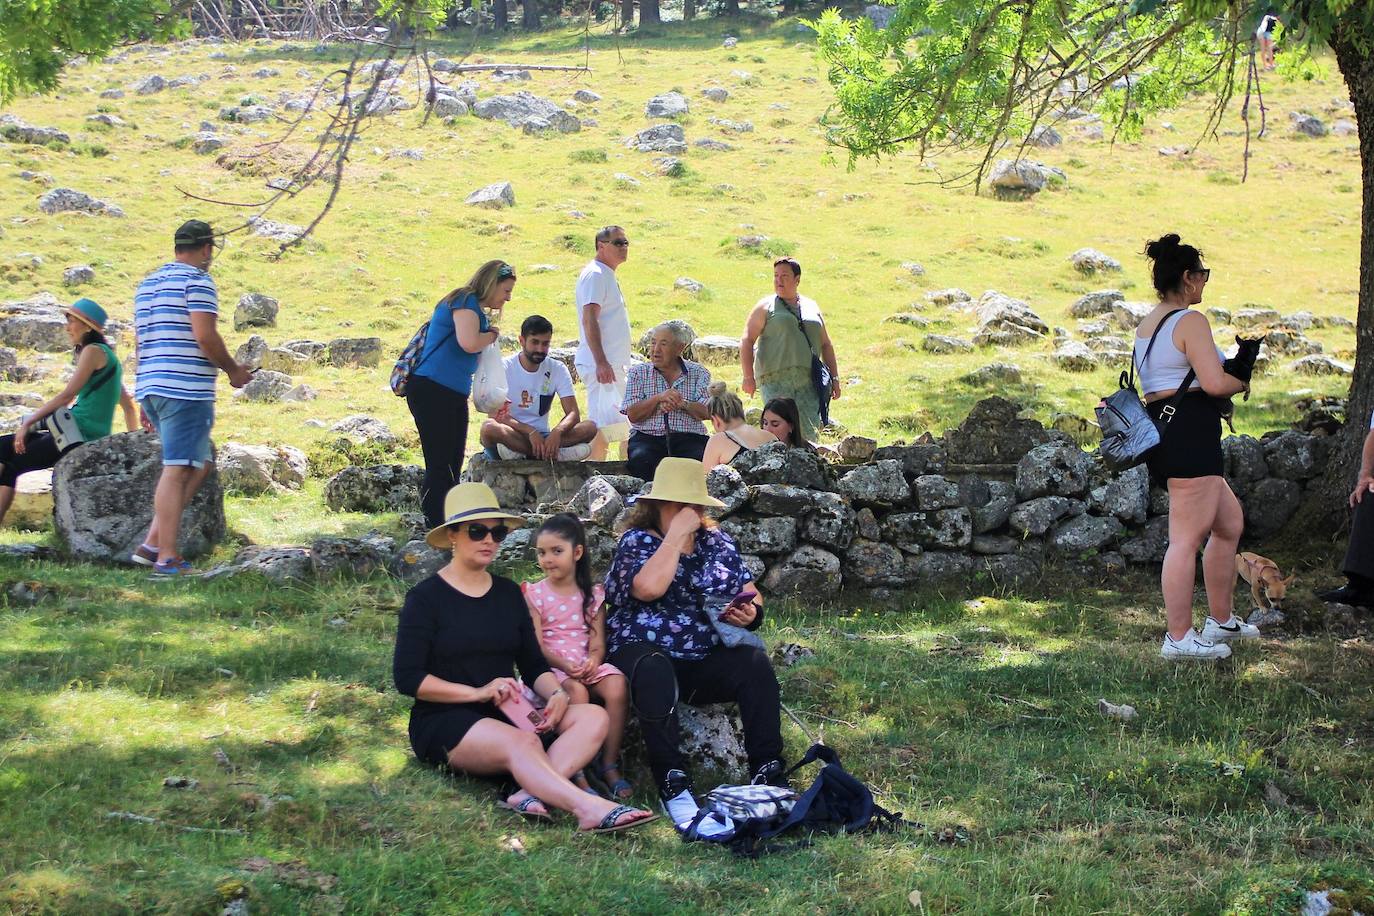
top-left (739, 257), bottom-right (840, 442)
top-left (0, 299), bottom-right (138, 526)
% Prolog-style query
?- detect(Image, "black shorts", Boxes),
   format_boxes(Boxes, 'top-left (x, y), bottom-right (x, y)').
top-left (1146, 391), bottom-right (1224, 481)
top-left (409, 702), bottom-right (554, 769)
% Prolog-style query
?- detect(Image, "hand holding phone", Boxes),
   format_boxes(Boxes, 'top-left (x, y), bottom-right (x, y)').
top-left (728, 589), bottom-right (758, 609)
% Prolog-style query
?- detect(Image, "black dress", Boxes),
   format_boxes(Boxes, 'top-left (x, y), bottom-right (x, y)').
top-left (393, 573), bottom-right (550, 767)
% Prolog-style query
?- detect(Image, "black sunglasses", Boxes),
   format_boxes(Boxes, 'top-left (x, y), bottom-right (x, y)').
top-left (1191, 268), bottom-right (1211, 280)
top-left (609, 239), bottom-right (630, 247)
top-left (458, 522), bottom-right (510, 543)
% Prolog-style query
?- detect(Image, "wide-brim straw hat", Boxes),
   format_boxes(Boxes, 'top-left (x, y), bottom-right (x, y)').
top-left (425, 482), bottom-right (526, 548)
top-left (636, 457), bottom-right (725, 509)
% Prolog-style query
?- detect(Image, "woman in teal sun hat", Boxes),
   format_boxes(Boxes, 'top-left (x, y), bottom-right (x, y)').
top-left (0, 298), bottom-right (138, 526)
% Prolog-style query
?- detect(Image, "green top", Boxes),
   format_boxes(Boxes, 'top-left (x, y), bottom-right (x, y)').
top-left (753, 295), bottom-right (825, 385)
top-left (70, 343), bottom-right (122, 440)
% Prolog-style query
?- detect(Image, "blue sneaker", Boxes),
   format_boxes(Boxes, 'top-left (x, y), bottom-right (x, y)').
top-left (149, 559), bottom-right (193, 578)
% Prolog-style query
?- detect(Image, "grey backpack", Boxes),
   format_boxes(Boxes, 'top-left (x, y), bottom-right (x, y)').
top-left (1096, 309), bottom-right (1194, 472)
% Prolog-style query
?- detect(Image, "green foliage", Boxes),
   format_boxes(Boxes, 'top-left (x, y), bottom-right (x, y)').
top-left (569, 148), bottom-right (609, 163)
top-left (0, 0), bottom-right (184, 104)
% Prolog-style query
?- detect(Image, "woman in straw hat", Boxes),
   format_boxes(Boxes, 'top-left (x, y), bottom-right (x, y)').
top-left (603, 457), bottom-right (786, 836)
top-left (0, 298), bottom-right (138, 526)
top-left (393, 482), bottom-right (657, 834)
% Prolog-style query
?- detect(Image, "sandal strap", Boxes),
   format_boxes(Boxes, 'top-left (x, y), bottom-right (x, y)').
top-left (597, 804), bottom-right (638, 830)
top-left (515, 795), bottom-right (545, 813)
top-left (598, 759), bottom-right (623, 775)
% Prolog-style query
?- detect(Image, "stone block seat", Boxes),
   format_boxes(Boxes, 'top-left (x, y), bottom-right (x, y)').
top-left (464, 452), bottom-right (634, 511)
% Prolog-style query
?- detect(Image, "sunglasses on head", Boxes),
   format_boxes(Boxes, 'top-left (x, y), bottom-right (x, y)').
top-left (458, 522), bottom-right (510, 543)
top-left (497, 263), bottom-right (516, 279)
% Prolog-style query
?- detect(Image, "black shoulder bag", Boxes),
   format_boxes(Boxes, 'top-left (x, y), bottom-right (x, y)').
top-left (779, 299), bottom-right (833, 426)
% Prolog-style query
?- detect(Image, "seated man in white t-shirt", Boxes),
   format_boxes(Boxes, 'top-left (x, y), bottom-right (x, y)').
top-left (479, 315), bottom-right (598, 461)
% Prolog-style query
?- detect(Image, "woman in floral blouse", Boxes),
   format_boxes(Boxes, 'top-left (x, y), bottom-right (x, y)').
top-left (604, 457), bottom-right (786, 833)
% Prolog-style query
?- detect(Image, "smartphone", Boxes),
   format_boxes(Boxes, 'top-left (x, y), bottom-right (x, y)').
top-left (725, 589), bottom-right (758, 612)
top-left (496, 688), bottom-right (545, 733)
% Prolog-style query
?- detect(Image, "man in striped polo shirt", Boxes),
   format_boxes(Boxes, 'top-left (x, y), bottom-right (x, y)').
top-left (131, 220), bottom-right (253, 576)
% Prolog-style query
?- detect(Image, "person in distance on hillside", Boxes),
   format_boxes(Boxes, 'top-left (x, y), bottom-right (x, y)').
top-left (131, 220), bottom-right (253, 577)
top-left (1134, 234), bottom-right (1257, 660)
top-left (575, 226), bottom-right (633, 459)
top-left (621, 322), bottom-right (712, 481)
top-left (1316, 409), bottom-right (1374, 609)
top-left (479, 314), bottom-right (598, 461)
top-left (739, 256), bottom-right (840, 441)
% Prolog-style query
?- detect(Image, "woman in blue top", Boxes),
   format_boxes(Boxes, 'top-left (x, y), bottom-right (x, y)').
top-left (407, 260), bottom-right (513, 526)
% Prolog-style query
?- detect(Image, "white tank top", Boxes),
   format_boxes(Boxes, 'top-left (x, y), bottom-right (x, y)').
top-left (1133, 310), bottom-right (1222, 395)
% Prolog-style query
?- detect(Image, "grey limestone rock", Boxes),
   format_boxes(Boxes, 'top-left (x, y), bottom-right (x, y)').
top-left (0, 114), bottom-right (70, 145)
top-left (987, 159), bottom-right (1065, 198)
top-left (324, 464), bottom-right (424, 513)
top-left (235, 334), bottom-right (268, 371)
top-left (390, 539), bottom-right (450, 585)
top-left (1291, 113), bottom-right (1328, 137)
top-left (1051, 341), bottom-right (1098, 372)
top-left (1289, 355), bottom-right (1352, 376)
top-left (1016, 441), bottom-right (1091, 500)
top-left (970, 480), bottom-right (1017, 534)
top-left (971, 534), bottom-right (1017, 555)
top-left (474, 92), bottom-right (580, 132)
top-left (62, 265), bottom-right (96, 287)
top-left (572, 88), bottom-right (601, 103)
top-left (1068, 248), bottom-right (1122, 274)
top-left (1070, 289), bottom-right (1124, 318)
top-left (38, 187), bottom-right (124, 217)
top-left (1049, 514), bottom-right (1124, 554)
top-left (235, 370), bottom-right (292, 402)
top-left (943, 396), bottom-right (1059, 465)
top-left (837, 435), bottom-right (877, 463)
top-left (645, 91), bottom-right (689, 119)
top-left (311, 536), bottom-right (388, 580)
top-left (844, 539), bottom-right (909, 588)
top-left (217, 443), bottom-right (307, 495)
top-left (434, 96), bottom-right (468, 118)
top-left (721, 516), bottom-right (797, 555)
top-left (691, 335), bottom-right (739, 365)
top-left (133, 74), bottom-right (167, 95)
top-left (837, 460), bottom-right (910, 507)
top-left (762, 544), bottom-right (842, 597)
top-left (913, 475), bottom-right (961, 510)
top-left (871, 443), bottom-right (945, 476)
top-left (960, 363), bottom-right (1023, 386)
top-left (234, 292), bottom-right (279, 331)
top-left (677, 703), bottom-right (748, 780)
top-left (230, 545), bottom-right (313, 582)
top-left (1242, 477), bottom-right (1302, 540)
top-left (927, 288), bottom-right (972, 307)
top-left (54, 431), bottom-right (224, 562)
top-left (1223, 435), bottom-right (1269, 484)
top-left (977, 553), bottom-right (1041, 589)
top-left (1028, 125), bottom-right (1062, 147)
top-left (1008, 495), bottom-right (1080, 537)
top-left (864, 4), bottom-right (895, 27)
top-left (325, 336), bottom-right (383, 368)
top-left (923, 334), bottom-right (973, 354)
top-left (466, 181), bottom-right (516, 209)
top-left (260, 347), bottom-right (309, 374)
top-left (626, 123), bottom-right (687, 154)
top-left (706, 464), bottom-right (750, 517)
top-left (568, 476), bottom-right (624, 527)
top-left (801, 491), bottom-right (855, 552)
top-left (1120, 516), bottom-right (1169, 563)
top-left (973, 291), bottom-right (1048, 346)
top-left (908, 550), bottom-right (973, 584)
top-left (1087, 463), bottom-right (1149, 524)
top-left (883, 508), bottom-right (972, 550)
top-left (732, 441), bottom-right (831, 490)
top-left (1262, 430), bottom-right (1324, 481)
top-left (248, 216), bottom-right (304, 242)
top-left (701, 87), bottom-right (730, 102)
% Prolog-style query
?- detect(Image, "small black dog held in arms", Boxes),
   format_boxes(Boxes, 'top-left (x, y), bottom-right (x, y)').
top-left (1214, 336), bottom-right (1262, 432)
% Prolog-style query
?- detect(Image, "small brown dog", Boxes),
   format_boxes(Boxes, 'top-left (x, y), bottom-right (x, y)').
top-left (1236, 552), bottom-right (1295, 610)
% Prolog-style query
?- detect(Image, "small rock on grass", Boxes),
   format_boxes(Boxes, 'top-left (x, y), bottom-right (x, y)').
top-left (1096, 698), bottom-right (1137, 721)
top-left (163, 776), bottom-right (200, 789)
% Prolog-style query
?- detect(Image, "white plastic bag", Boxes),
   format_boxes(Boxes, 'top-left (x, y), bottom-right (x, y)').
top-left (471, 344), bottom-right (509, 414)
top-left (586, 379), bottom-right (629, 442)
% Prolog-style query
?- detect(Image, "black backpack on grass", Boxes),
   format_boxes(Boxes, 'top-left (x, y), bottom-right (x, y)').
top-left (692, 743), bottom-right (916, 858)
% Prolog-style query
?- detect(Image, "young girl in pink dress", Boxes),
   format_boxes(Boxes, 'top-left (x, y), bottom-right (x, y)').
top-left (524, 514), bottom-right (634, 799)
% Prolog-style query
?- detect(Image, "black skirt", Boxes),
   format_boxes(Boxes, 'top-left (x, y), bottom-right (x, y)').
top-left (1146, 390), bottom-right (1224, 481)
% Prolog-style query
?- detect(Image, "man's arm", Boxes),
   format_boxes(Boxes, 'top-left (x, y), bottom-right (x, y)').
top-left (818, 320), bottom-right (841, 399)
top-left (740, 303), bottom-right (766, 397)
top-left (581, 303), bottom-right (615, 384)
top-left (625, 393), bottom-right (668, 424)
top-left (551, 395), bottom-right (581, 436)
top-left (189, 311), bottom-right (252, 387)
top-left (1351, 428), bottom-right (1374, 506)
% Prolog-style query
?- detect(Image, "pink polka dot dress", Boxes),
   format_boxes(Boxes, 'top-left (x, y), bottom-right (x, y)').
top-left (523, 578), bottom-right (623, 685)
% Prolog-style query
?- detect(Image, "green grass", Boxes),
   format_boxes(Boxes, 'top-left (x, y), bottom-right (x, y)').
top-left (1, 557), bottom-right (1371, 913)
top-left (0, 21), bottom-right (1361, 538)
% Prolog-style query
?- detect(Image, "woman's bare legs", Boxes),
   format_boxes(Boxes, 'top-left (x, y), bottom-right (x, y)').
top-left (446, 716), bottom-right (650, 830)
top-left (1201, 479), bottom-right (1244, 623)
top-left (556, 681), bottom-right (595, 791)
top-left (1163, 476), bottom-right (1223, 640)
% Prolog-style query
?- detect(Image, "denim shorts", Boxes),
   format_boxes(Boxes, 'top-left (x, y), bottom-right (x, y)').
top-left (142, 395), bottom-right (214, 468)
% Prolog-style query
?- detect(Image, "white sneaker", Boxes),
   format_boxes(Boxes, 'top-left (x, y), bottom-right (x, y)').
top-left (662, 789), bottom-right (733, 839)
top-left (495, 443), bottom-right (524, 461)
top-left (1200, 614), bottom-right (1261, 642)
top-left (1160, 629), bottom-right (1232, 660)
top-left (556, 443), bottom-right (593, 461)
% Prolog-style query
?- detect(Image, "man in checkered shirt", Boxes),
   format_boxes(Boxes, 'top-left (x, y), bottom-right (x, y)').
top-left (621, 322), bottom-right (713, 480)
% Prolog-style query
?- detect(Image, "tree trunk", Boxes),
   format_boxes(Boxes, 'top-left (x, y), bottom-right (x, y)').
top-left (522, 0), bottom-right (539, 30)
top-left (724, 0), bottom-right (739, 16)
top-left (620, 0), bottom-right (633, 28)
top-left (1293, 17), bottom-right (1374, 544)
top-left (492, 0), bottom-right (508, 29)
top-left (639, 0), bottom-right (659, 25)
top-left (683, 0), bottom-right (695, 21)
